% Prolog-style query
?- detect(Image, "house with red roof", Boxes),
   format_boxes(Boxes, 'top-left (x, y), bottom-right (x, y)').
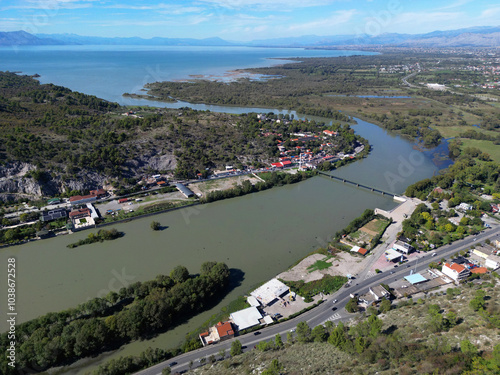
top-left (69, 208), bottom-right (91, 220)
top-left (442, 262), bottom-right (470, 283)
top-left (216, 321), bottom-right (235, 342)
top-left (358, 247), bottom-right (369, 256)
top-left (323, 130), bottom-right (337, 136)
top-left (199, 321), bottom-right (235, 346)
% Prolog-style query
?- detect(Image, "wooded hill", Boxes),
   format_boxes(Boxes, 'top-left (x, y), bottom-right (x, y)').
top-left (0, 72), bottom-right (358, 197)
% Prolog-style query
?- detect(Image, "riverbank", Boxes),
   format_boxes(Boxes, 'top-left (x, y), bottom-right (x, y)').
top-left (0, 119), bottom-right (444, 375)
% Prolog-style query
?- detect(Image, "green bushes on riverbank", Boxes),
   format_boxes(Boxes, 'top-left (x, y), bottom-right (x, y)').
top-left (66, 228), bottom-right (122, 248)
top-left (0, 262), bottom-right (232, 374)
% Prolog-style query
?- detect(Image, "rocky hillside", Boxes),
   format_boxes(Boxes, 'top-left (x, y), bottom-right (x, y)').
top-left (188, 277), bottom-right (500, 375)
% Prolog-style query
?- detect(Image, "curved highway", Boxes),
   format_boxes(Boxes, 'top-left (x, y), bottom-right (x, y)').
top-left (136, 227), bottom-right (500, 375)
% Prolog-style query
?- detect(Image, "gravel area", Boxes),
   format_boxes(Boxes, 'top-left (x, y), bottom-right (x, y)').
top-left (277, 251), bottom-right (366, 283)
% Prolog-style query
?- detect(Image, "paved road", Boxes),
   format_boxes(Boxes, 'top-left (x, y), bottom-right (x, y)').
top-left (135, 226), bottom-right (500, 375)
top-left (402, 72), bottom-right (419, 88)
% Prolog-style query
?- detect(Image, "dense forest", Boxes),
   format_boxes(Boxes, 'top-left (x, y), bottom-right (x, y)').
top-left (0, 262), bottom-right (231, 374)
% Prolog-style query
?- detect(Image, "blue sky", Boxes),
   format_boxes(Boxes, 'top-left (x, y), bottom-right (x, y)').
top-left (1, 0), bottom-right (500, 40)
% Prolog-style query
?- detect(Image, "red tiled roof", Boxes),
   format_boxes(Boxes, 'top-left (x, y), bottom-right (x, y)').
top-left (90, 189), bottom-right (106, 196)
top-left (69, 194), bottom-right (96, 202)
top-left (470, 267), bottom-right (488, 274)
top-left (216, 321), bottom-right (234, 338)
top-left (358, 248), bottom-right (368, 256)
top-left (444, 262), bottom-right (467, 273)
top-left (69, 208), bottom-right (91, 218)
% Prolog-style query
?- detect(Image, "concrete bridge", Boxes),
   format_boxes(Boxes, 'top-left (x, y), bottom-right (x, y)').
top-left (317, 171), bottom-right (406, 202)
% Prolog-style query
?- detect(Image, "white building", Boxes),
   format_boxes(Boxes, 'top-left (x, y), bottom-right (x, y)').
top-left (457, 203), bottom-right (472, 211)
top-left (442, 263), bottom-right (470, 283)
top-left (485, 255), bottom-right (500, 270)
top-left (250, 278), bottom-right (289, 306)
top-left (393, 240), bottom-right (413, 255)
top-left (230, 306), bottom-right (263, 331)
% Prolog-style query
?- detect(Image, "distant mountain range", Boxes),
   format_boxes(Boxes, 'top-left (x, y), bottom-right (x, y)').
top-left (0, 26), bottom-right (499, 48)
top-left (0, 30), bottom-right (63, 46)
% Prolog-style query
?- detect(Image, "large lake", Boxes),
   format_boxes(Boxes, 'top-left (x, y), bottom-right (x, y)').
top-left (0, 45), bottom-right (375, 105)
top-left (0, 46), bottom-right (448, 374)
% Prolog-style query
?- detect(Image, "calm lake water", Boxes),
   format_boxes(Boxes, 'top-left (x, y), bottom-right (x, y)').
top-left (0, 46), bottom-right (447, 374)
top-left (0, 45), bottom-right (374, 104)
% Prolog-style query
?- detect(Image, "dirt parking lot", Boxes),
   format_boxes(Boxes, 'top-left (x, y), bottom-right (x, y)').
top-left (277, 251), bottom-right (367, 283)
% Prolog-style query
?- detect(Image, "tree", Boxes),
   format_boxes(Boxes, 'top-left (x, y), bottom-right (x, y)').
top-left (368, 314), bottom-right (383, 338)
top-left (296, 321), bottom-right (311, 343)
top-left (230, 340), bottom-right (242, 356)
top-left (328, 323), bottom-right (347, 349)
top-left (161, 367), bottom-right (171, 375)
top-left (150, 221), bottom-right (161, 231)
top-left (379, 299), bottom-right (392, 313)
top-left (345, 297), bottom-right (359, 313)
top-left (169, 265), bottom-right (189, 284)
top-left (461, 340), bottom-right (478, 356)
top-left (262, 359), bottom-right (284, 375)
top-left (311, 325), bottom-right (328, 342)
top-left (355, 336), bottom-right (366, 354)
top-left (218, 348), bottom-right (226, 359)
top-left (274, 334), bottom-right (283, 349)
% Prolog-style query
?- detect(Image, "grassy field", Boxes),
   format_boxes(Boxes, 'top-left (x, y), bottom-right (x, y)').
top-left (307, 258), bottom-right (333, 273)
top-left (458, 139), bottom-right (500, 163)
top-left (363, 218), bottom-right (387, 233)
top-left (432, 124), bottom-right (499, 139)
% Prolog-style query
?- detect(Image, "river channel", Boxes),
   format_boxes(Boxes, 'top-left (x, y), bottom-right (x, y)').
top-left (0, 111), bottom-right (446, 374)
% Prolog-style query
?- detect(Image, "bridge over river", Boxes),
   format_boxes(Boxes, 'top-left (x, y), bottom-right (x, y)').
top-left (317, 171), bottom-right (406, 202)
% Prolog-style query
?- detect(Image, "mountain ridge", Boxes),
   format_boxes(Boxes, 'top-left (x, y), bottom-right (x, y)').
top-left (1, 26), bottom-right (500, 47)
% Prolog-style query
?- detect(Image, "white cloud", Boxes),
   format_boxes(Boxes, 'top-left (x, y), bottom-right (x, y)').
top-left (435, 0), bottom-right (474, 11)
top-left (197, 0), bottom-right (336, 11)
top-left (287, 9), bottom-right (357, 33)
top-left (105, 3), bottom-right (204, 14)
top-left (3, 0), bottom-right (96, 11)
top-left (480, 6), bottom-right (500, 19)
top-left (388, 11), bottom-right (462, 30)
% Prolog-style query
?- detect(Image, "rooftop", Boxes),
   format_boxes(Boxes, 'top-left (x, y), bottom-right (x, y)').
top-left (385, 248), bottom-right (403, 261)
top-left (250, 278), bottom-right (289, 306)
top-left (444, 262), bottom-right (467, 273)
top-left (404, 273), bottom-right (427, 285)
top-left (230, 306), bottom-right (262, 331)
top-left (215, 321), bottom-right (234, 339)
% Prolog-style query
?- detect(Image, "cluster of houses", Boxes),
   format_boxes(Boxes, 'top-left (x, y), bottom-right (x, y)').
top-left (267, 128), bottom-right (364, 170)
top-left (39, 189), bottom-right (107, 234)
top-left (378, 62), bottom-right (421, 74)
top-left (199, 278), bottom-right (291, 346)
top-left (138, 174), bottom-right (168, 189)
